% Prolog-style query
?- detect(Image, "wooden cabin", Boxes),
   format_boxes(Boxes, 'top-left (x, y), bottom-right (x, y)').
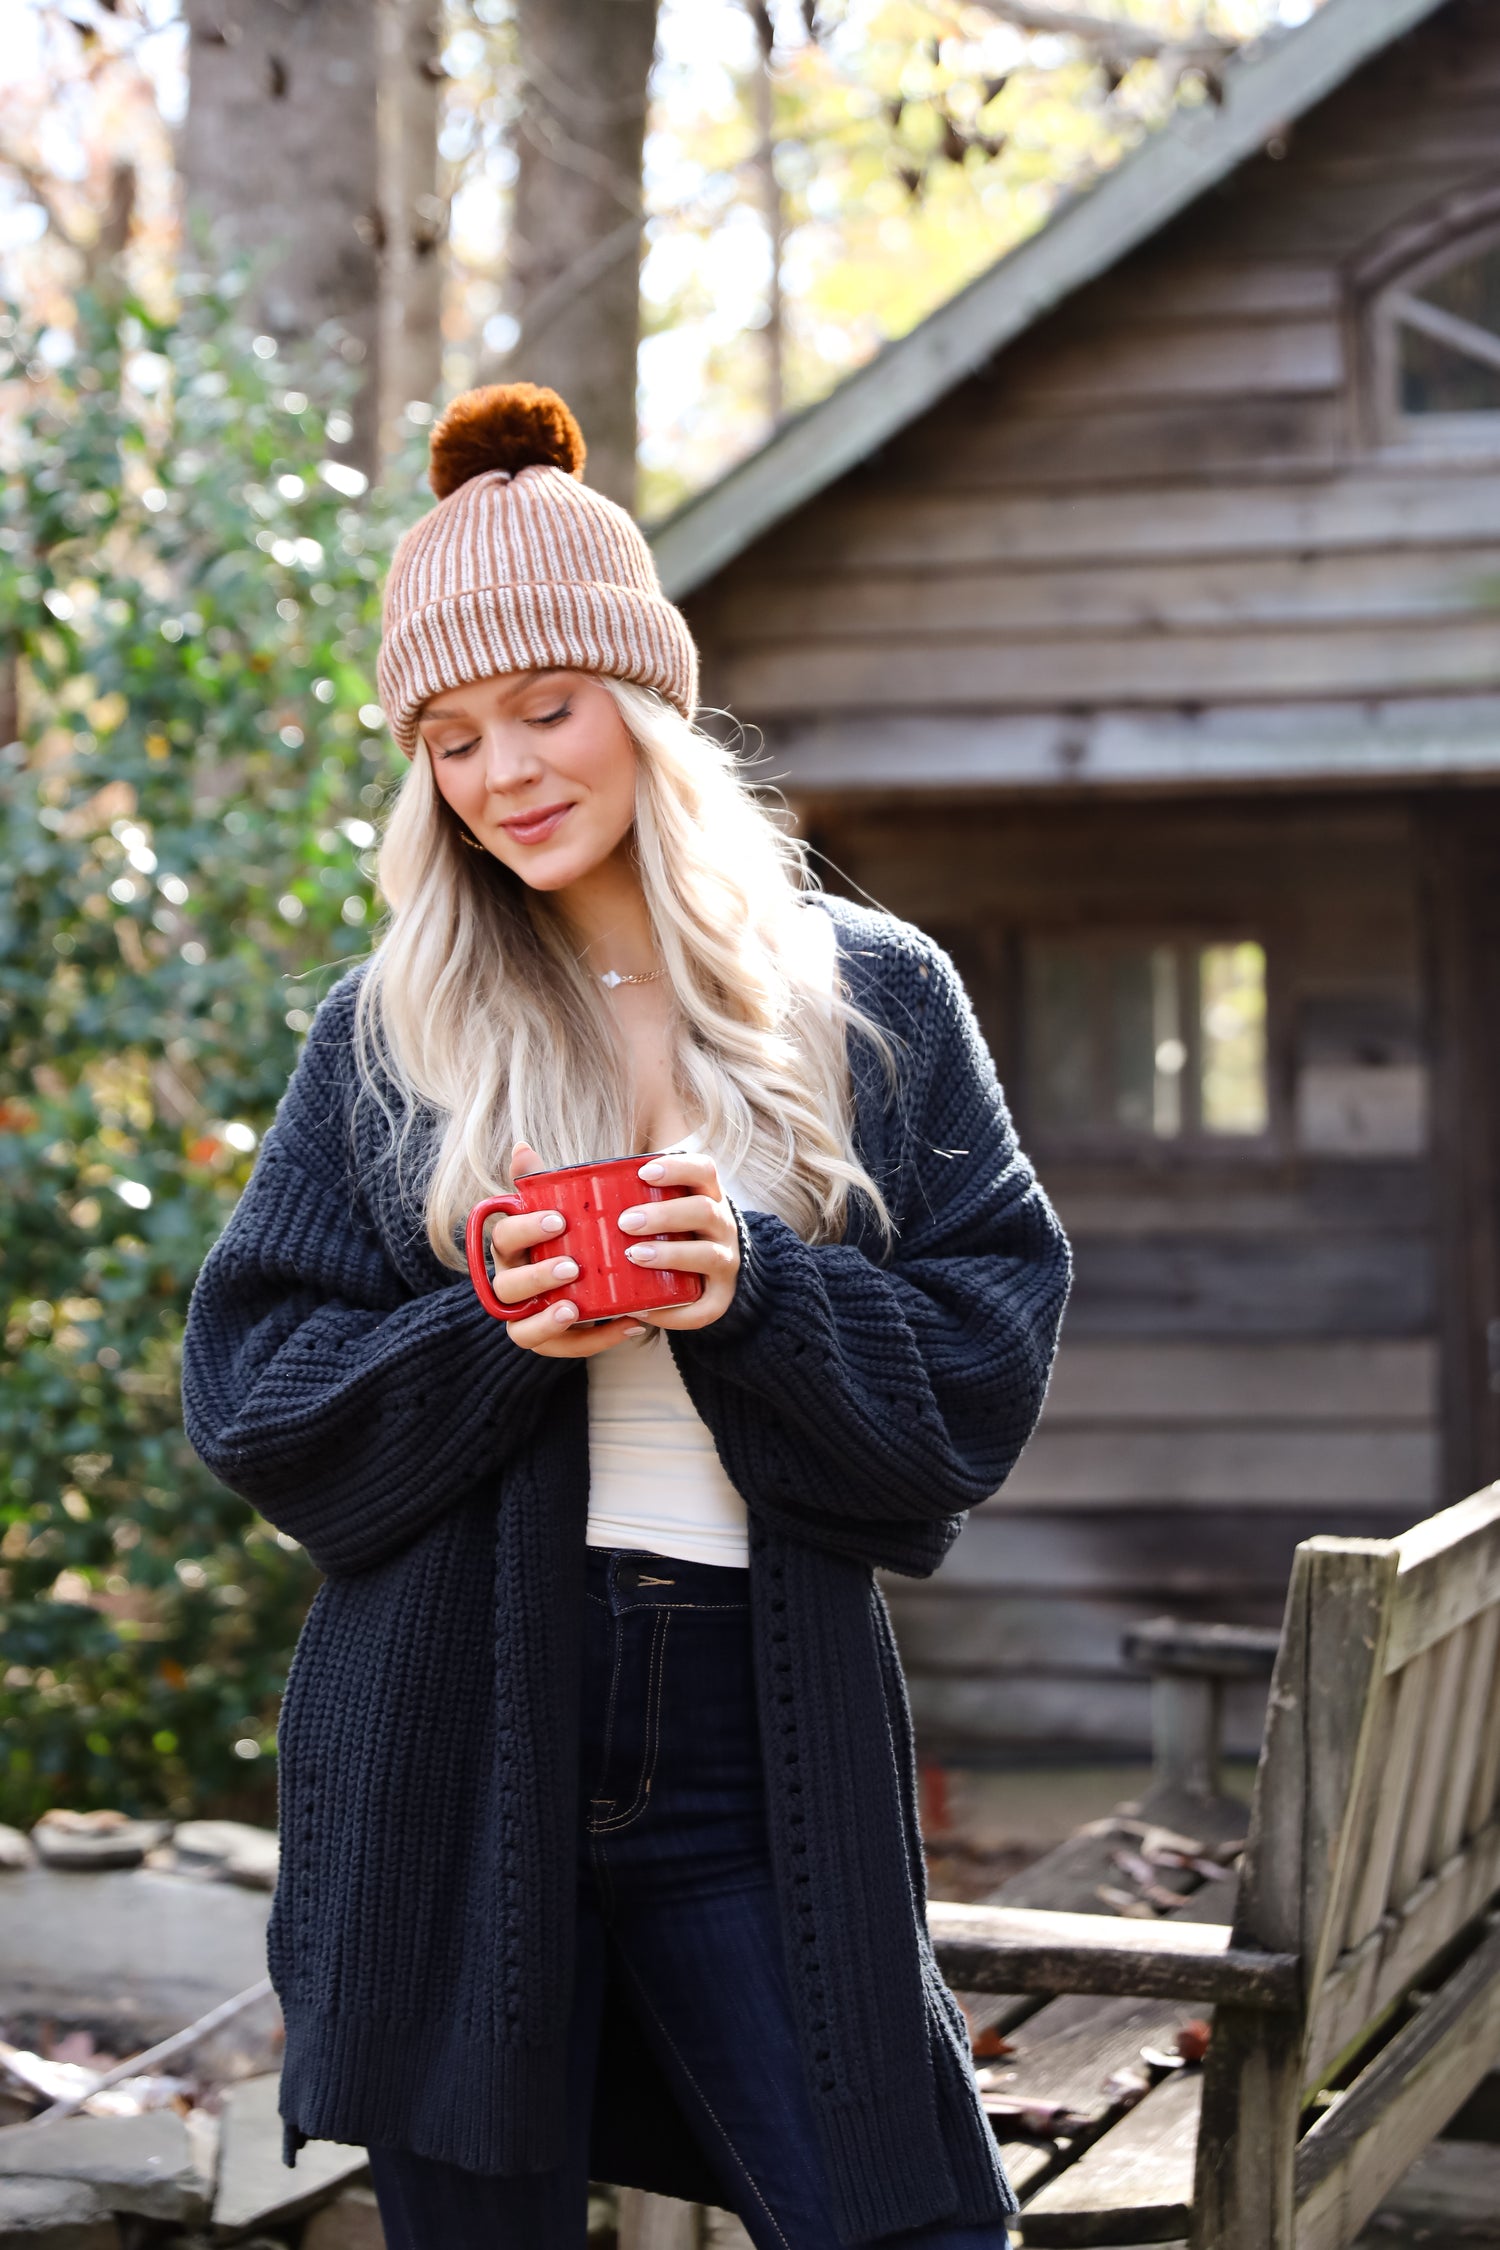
top-left (651, 0), bottom-right (1500, 1762)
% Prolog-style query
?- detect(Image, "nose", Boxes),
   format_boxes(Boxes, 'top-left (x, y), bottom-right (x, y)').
top-left (478, 720), bottom-right (544, 799)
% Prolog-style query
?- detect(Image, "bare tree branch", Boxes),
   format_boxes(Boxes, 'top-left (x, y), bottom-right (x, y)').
top-left (964, 1), bottom-right (1235, 67)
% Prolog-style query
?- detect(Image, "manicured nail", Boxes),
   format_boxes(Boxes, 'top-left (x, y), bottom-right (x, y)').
top-left (625, 1243), bottom-right (656, 1263)
top-left (552, 1301), bottom-right (577, 1323)
top-left (618, 1209), bottom-right (645, 1232)
top-left (639, 1160), bottom-right (665, 1182)
top-left (539, 1212), bottom-right (565, 1233)
top-left (552, 1258), bottom-right (579, 1281)
top-left (620, 1322), bottom-right (646, 1337)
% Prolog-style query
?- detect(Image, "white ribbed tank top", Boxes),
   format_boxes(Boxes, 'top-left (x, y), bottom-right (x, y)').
top-left (585, 904), bottom-right (837, 1569)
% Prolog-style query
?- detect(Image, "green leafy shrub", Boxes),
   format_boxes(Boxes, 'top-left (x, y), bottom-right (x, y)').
top-left (0, 280), bottom-right (416, 1825)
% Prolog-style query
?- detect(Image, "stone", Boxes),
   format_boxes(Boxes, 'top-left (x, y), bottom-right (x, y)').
top-left (0, 1822), bottom-right (33, 1870)
top-left (212, 2073), bottom-right (368, 2236)
top-left (171, 1821), bottom-right (280, 1891)
top-left (0, 2110), bottom-right (212, 2223)
top-left (0, 2174), bottom-right (120, 2245)
top-left (31, 1813), bottom-right (173, 1873)
top-left (0, 1867), bottom-right (272, 2048)
top-left (302, 2184), bottom-right (385, 2248)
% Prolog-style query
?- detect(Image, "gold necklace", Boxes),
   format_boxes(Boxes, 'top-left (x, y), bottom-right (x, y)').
top-left (597, 964), bottom-right (666, 989)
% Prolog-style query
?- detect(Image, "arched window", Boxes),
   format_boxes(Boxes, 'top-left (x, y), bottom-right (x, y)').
top-left (1374, 226), bottom-right (1500, 444)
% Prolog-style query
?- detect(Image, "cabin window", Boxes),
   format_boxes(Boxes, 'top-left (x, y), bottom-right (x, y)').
top-left (1377, 229), bottom-right (1500, 441)
top-left (1025, 935), bottom-right (1268, 1145)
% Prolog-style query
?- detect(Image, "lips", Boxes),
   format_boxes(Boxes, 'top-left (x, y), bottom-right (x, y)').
top-left (500, 802), bottom-right (573, 846)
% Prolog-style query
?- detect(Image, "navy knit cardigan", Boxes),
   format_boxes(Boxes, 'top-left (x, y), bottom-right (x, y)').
top-left (180, 895), bottom-right (1070, 2245)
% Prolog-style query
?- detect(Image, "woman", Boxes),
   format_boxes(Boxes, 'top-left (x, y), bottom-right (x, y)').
top-left (181, 385), bottom-right (1070, 2250)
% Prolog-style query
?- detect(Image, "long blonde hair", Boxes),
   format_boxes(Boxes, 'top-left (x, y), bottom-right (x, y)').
top-left (352, 677), bottom-right (900, 1268)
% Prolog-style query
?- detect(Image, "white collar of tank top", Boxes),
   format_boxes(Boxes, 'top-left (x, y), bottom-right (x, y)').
top-left (585, 900), bottom-right (838, 1570)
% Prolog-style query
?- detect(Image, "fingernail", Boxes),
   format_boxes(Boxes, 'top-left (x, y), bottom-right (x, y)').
top-left (625, 1243), bottom-right (655, 1263)
top-left (552, 1301), bottom-right (577, 1323)
top-left (618, 1209), bottom-right (644, 1232)
top-left (552, 1258), bottom-right (579, 1281)
top-left (620, 1322), bottom-right (646, 1337)
top-left (639, 1160), bottom-right (664, 1181)
top-left (540, 1212), bottom-right (565, 1233)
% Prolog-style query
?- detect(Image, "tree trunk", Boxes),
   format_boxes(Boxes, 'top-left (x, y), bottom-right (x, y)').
top-left (748, 17), bottom-right (785, 426)
top-left (504, 0), bottom-right (660, 511)
top-left (377, 0), bottom-right (446, 450)
top-left (181, 0), bottom-right (383, 471)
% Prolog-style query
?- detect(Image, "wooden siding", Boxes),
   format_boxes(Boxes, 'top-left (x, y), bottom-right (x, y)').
top-left (685, 0), bottom-right (1500, 786)
top-left (814, 795), bottom-right (1444, 1757)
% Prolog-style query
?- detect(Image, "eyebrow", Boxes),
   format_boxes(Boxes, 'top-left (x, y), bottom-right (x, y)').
top-left (420, 669), bottom-right (571, 723)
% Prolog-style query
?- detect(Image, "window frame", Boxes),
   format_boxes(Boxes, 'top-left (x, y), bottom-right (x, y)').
top-left (1015, 923), bottom-right (1282, 1163)
top-left (1368, 218), bottom-right (1500, 457)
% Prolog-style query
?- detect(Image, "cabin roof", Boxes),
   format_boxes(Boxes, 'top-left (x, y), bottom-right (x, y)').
top-left (649, 0), bottom-right (1451, 602)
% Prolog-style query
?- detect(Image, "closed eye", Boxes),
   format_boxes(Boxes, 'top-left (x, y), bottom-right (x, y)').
top-left (530, 701), bottom-right (571, 727)
top-left (436, 737), bottom-right (480, 759)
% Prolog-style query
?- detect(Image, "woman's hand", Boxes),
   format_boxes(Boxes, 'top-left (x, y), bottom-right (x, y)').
top-left (485, 1142), bottom-right (638, 1359)
top-left (491, 1142), bottom-right (739, 1358)
top-left (615, 1148), bottom-right (741, 1332)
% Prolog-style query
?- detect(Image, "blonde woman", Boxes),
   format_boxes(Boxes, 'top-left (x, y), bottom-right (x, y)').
top-left (182, 387), bottom-right (1070, 2250)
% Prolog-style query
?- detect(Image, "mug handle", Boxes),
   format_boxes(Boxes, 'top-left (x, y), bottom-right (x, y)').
top-left (466, 1193), bottom-right (554, 1322)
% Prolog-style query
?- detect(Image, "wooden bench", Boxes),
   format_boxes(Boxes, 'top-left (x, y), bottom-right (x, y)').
top-left (928, 1485), bottom-right (1500, 2247)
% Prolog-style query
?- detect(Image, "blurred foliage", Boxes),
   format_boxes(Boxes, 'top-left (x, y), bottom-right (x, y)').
top-left (0, 276), bottom-right (416, 1827)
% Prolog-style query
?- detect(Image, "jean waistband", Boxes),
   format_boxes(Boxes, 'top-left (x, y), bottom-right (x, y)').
top-left (585, 1546), bottom-right (751, 1613)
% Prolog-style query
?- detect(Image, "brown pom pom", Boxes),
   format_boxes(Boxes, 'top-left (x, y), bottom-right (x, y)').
top-left (427, 383), bottom-right (586, 500)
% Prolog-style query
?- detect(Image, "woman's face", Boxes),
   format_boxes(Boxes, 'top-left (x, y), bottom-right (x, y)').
top-left (417, 668), bottom-right (638, 894)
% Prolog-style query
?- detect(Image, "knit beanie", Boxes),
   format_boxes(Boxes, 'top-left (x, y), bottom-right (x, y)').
top-left (375, 383), bottom-right (699, 756)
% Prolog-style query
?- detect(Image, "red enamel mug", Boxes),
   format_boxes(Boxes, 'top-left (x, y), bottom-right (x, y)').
top-left (465, 1154), bottom-right (705, 1326)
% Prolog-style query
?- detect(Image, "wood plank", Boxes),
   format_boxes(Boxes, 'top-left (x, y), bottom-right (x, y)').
top-left (1001, 1427), bottom-right (1438, 1509)
top-left (1078, 258), bottom-right (1342, 324)
top-left (884, 392), bottom-right (1346, 492)
top-left (1039, 1341), bottom-right (1438, 1426)
top-left (926, 316), bottom-right (1346, 410)
top-left (1020, 2067), bottom-right (1202, 2246)
top-left (927, 1904), bottom-right (1296, 2009)
top-left (936, 1507), bottom-right (1419, 1597)
top-left (1196, 1539), bottom-right (1399, 2250)
top-left (1308, 1812), bottom-right (1500, 2084)
top-left (1389, 1626), bottom-right (1471, 1905)
top-left (753, 474), bottom-right (1500, 576)
top-left (1431, 1606), bottom-right (1500, 1866)
top-left (1047, 1184), bottom-right (1432, 1245)
top-left (1385, 1485), bottom-right (1500, 1669)
top-left (720, 618), bottom-right (1500, 717)
top-left (977, 1991), bottom-right (1205, 2132)
top-left (886, 1590), bottom-right (1285, 1679)
top-left (765, 695), bottom-right (1500, 794)
top-left (1337, 1653), bottom-right (1434, 1956)
top-left (1063, 1235), bottom-right (1434, 1341)
top-left (717, 545), bottom-right (1500, 646)
top-left (905, 1673), bottom-right (1271, 1762)
top-left (992, 2139), bottom-right (1057, 2202)
top-left (1295, 1917), bottom-right (1500, 2249)
top-left (1465, 1629), bottom-right (1500, 1833)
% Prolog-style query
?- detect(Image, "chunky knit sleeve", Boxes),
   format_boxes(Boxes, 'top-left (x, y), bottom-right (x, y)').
top-left (180, 977), bottom-right (565, 1579)
top-left (672, 933), bottom-right (1070, 1563)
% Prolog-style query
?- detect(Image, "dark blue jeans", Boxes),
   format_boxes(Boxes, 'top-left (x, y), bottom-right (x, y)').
top-left (368, 1548), bottom-right (1010, 2250)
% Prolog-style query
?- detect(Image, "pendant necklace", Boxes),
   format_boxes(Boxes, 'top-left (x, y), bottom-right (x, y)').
top-left (597, 964), bottom-right (666, 989)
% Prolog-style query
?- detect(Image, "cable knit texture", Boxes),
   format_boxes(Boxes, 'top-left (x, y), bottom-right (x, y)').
top-left (180, 895), bottom-right (1070, 2245)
